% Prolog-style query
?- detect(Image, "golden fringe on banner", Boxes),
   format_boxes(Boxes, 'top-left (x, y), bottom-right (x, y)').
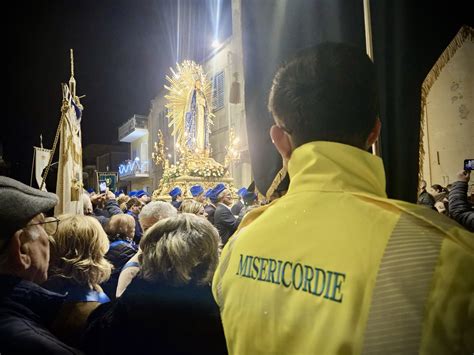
top-left (418, 25), bottom-right (473, 186)
top-left (265, 164), bottom-right (288, 201)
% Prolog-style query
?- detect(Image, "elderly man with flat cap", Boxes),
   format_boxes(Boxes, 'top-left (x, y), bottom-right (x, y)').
top-left (0, 176), bottom-right (79, 353)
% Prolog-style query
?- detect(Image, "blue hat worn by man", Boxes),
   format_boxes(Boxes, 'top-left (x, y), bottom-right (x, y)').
top-left (209, 183), bottom-right (225, 204)
top-left (190, 185), bottom-right (204, 197)
top-left (212, 42), bottom-right (474, 354)
top-left (231, 187), bottom-right (247, 216)
top-left (129, 191), bottom-right (138, 197)
top-left (169, 187), bottom-right (182, 210)
top-left (237, 187), bottom-right (248, 197)
top-left (169, 187), bottom-right (182, 199)
top-left (242, 192), bottom-right (257, 206)
top-left (136, 190), bottom-right (149, 198)
top-left (204, 185), bottom-right (223, 225)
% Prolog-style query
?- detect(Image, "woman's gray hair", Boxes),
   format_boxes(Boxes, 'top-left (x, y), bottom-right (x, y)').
top-left (139, 213), bottom-right (220, 286)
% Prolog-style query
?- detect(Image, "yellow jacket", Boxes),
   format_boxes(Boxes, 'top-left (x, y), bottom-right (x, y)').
top-left (213, 141), bottom-right (474, 355)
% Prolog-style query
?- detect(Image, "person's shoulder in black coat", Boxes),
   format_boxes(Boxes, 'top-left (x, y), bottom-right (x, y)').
top-left (0, 275), bottom-right (80, 354)
top-left (82, 277), bottom-right (227, 354)
top-left (230, 200), bottom-right (244, 215)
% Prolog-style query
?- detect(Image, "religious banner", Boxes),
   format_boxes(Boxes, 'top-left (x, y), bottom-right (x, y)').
top-left (97, 171), bottom-right (118, 192)
top-left (55, 82), bottom-right (84, 215)
top-left (33, 147), bottom-right (51, 191)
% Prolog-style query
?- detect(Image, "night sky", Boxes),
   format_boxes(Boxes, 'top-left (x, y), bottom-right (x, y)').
top-left (4, 0), bottom-right (231, 183)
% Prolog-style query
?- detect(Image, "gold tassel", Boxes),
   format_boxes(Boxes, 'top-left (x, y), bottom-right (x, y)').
top-left (265, 164), bottom-right (288, 201)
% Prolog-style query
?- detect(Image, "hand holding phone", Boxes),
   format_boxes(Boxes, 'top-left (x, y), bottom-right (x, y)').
top-left (99, 181), bottom-right (107, 194)
top-left (457, 169), bottom-right (471, 183)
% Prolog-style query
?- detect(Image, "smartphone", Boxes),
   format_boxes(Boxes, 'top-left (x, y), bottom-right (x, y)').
top-left (99, 181), bottom-right (107, 193)
top-left (464, 159), bottom-right (474, 171)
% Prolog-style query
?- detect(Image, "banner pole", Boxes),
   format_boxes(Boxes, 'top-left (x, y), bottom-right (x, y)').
top-left (40, 109), bottom-right (64, 191)
top-left (30, 148), bottom-right (35, 187)
top-left (363, 0), bottom-right (381, 156)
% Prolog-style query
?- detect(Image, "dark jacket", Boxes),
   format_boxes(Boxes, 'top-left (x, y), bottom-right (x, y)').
top-left (205, 203), bottom-right (217, 225)
top-left (0, 275), bottom-right (80, 354)
top-left (417, 190), bottom-right (436, 208)
top-left (448, 181), bottom-right (474, 232)
top-left (102, 236), bottom-right (138, 299)
top-left (93, 199), bottom-right (123, 227)
top-left (82, 277), bottom-right (227, 354)
top-left (171, 199), bottom-right (182, 210)
top-left (126, 210), bottom-right (143, 244)
top-left (214, 203), bottom-right (241, 245)
top-left (230, 200), bottom-right (244, 216)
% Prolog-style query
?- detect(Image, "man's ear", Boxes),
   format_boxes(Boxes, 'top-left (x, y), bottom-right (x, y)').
top-left (9, 230), bottom-right (31, 271)
top-left (366, 118), bottom-right (381, 148)
top-left (270, 125), bottom-right (293, 161)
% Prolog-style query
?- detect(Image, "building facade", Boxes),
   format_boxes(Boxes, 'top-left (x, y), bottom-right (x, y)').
top-left (117, 114), bottom-right (153, 193)
top-left (147, 0), bottom-right (252, 192)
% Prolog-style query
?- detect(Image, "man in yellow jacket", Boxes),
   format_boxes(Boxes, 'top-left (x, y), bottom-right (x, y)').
top-left (212, 43), bottom-right (474, 354)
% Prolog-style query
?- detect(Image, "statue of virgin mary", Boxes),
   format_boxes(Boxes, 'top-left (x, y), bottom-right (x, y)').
top-left (164, 60), bottom-right (214, 155)
top-left (184, 78), bottom-right (210, 151)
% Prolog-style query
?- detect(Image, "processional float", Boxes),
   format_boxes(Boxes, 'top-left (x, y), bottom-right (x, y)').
top-left (152, 60), bottom-right (240, 200)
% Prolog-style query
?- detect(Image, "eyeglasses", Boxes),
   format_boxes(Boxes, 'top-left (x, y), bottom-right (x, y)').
top-left (25, 217), bottom-right (60, 236)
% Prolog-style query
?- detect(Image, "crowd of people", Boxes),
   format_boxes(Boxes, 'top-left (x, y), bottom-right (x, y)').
top-left (417, 170), bottom-right (473, 232)
top-left (1, 42), bottom-right (473, 354)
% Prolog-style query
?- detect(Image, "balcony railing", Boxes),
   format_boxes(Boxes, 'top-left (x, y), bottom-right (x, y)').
top-left (118, 158), bottom-right (150, 180)
top-left (118, 115), bottom-right (148, 142)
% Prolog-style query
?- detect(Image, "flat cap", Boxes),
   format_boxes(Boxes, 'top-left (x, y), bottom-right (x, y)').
top-left (0, 176), bottom-right (58, 237)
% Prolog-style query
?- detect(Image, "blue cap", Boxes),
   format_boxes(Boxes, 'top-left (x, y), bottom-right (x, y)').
top-left (86, 188), bottom-right (95, 194)
top-left (114, 191), bottom-right (121, 197)
top-left (243, 191), bottom-right (257, 204)
top-left (169, 187), bottom-right (182, 198)
top-left (209, 183), bottom-right (225, 203)
top-left (190, 185), bottom-right (204, 197)
top-left (137, 190), bottom-right (150, 198)
top-left (129, 190), bottom-right (138, 197)
top-left (237, 187), bottom-right (247, 197)
top-left (205, 188), bottom-right (212, 198)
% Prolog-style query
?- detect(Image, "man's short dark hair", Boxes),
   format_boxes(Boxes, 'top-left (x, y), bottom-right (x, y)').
top-left (268, 42), bottom-right (379, 149)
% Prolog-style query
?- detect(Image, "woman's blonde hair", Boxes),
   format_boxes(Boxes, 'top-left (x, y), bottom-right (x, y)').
top-left (117, 195), bottom-right (130, 212)
top-left (49, 215), bottom-right (112, 288)
top-left (139, 213), bottom-right (220, 286)
top-left (179, 199), bottom-right (204, 215)
top-left (107, 214), bottom-right (135, 239)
